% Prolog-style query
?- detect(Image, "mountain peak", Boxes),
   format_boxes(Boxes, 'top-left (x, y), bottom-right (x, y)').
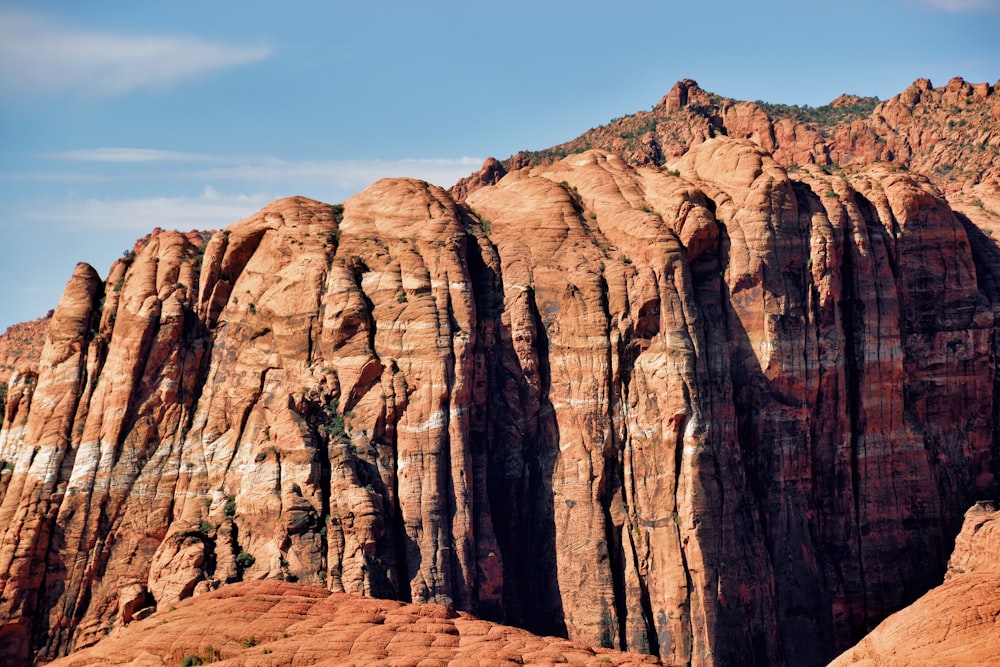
top-left (658, 78), bottom-right (707, 112)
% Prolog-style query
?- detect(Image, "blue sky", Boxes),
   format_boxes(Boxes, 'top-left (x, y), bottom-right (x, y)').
top-left (1, 0), bottom-right (998, 331)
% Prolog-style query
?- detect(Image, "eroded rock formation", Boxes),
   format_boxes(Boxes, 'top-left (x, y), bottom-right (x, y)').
top-left (0, 137), bottom-right (997, 667)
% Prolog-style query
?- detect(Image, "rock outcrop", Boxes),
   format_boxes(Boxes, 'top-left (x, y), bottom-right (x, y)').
top-left (829, 503), bottom-right (1000, 666)
top-left (44, 579), bottom-right (661, 666)
top-left (0, 315), bottom-right (52, 453)
top-left (0, 139), bottom-right (997, 666)
top-left (494, 77), bottom-right (1000, 193)
top-left (468, 77), bottom-right (1000, 260)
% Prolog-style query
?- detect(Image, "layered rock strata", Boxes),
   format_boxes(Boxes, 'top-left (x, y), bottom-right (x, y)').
top-left (0, 138), bottom-right (997, 667)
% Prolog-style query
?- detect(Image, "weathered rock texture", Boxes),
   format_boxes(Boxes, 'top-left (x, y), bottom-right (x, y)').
top-left (44, 579), bottom-right (661, 667)
top-left (0, 138), bottom-right (998, 667)
top-left (829, 503), bottom-right (1000, 666)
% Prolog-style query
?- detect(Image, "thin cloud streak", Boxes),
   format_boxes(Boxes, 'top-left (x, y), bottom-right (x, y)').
top-left (39, 148), bottom-right (223, 163)
top-left (0, 171), bottom-right (118, 183)
top-left (27, 149), bottom-right (485, 191)
top-left (12, 188), bottom-right (274, 232)
top-left (1, 152), bottom-right (485, 239)
top-left (918, 0), bottom-right (1000, 11)
top-left (190, 156), bottom-right (485, 190)
top-left (3, 153), bottom-right (484, 232)
top-left (0, 8), bottom-right (272, 98)
top-left (7, 149), bottom-right (485, 240)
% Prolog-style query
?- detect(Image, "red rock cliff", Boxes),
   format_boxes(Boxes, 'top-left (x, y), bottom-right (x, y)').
top-left (0, 140), bottom-right (997, 667)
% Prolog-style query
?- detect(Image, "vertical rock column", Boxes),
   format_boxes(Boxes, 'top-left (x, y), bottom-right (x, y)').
top-left (0, 263), bottom-right (102, 664)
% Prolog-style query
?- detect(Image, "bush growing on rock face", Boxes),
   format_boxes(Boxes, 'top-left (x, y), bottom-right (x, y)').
top-left (751, 96), bottom-right (880, 134)
top-left (179, 646), bottom-right (218, 665)
top-left (317, 397), bottom-right (350, 445)
top-left (235, 551), bottom-right (255, 571)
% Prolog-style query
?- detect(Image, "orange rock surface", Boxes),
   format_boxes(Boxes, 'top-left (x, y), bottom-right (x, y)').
top-left (46, 580), bottom-right (661, 667)
top-left (829, 504), bottom-right (1000, 666)
top-left (0, 79), bottom-right (997, 667)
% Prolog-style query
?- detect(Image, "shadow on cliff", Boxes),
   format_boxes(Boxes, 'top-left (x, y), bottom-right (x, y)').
top-left (465, 232), bottom-right (567, 639)
top-left (707, 182), bottom-right (990, 666)
top-left (715, 202), bottom-right (839, 667)
top-left (955, 211), bottom-right (1000, 504)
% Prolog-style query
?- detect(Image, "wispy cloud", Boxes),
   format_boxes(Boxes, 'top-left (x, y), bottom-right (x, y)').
top-left (191, 156), bottom-right (485, 191)
top-left (0, 8), bottom-right (272, 98)
top-left (33, 149), bottom-right (484, 191)
top-left (3, 151), bottom-right (484, 239)
top-left (12, 187), bottom-right (274, 232)
top-left (917, 0), bottom-right (1000, 11)
top-left (39, 148), bottom-right (222, 163)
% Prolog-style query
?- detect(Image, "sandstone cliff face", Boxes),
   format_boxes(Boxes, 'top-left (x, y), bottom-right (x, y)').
top-left (0, 139), bottom-right (997, 667)
top-left (829, 503), bottom-right (1000, 666)
top-left (0, 315), bottom-right (52, 461)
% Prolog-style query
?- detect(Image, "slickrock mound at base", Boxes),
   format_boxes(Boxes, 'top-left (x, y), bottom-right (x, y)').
top-left (46, 580), bottom-right (662, 667)
top-left (829, 504), bottom-right (1000, 667)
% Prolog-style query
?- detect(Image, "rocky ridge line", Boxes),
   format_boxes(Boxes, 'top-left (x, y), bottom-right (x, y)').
top-left (453, 77), bottom-right (1000, 245)
top-left (490, 77), bottom-right (1000, 191)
